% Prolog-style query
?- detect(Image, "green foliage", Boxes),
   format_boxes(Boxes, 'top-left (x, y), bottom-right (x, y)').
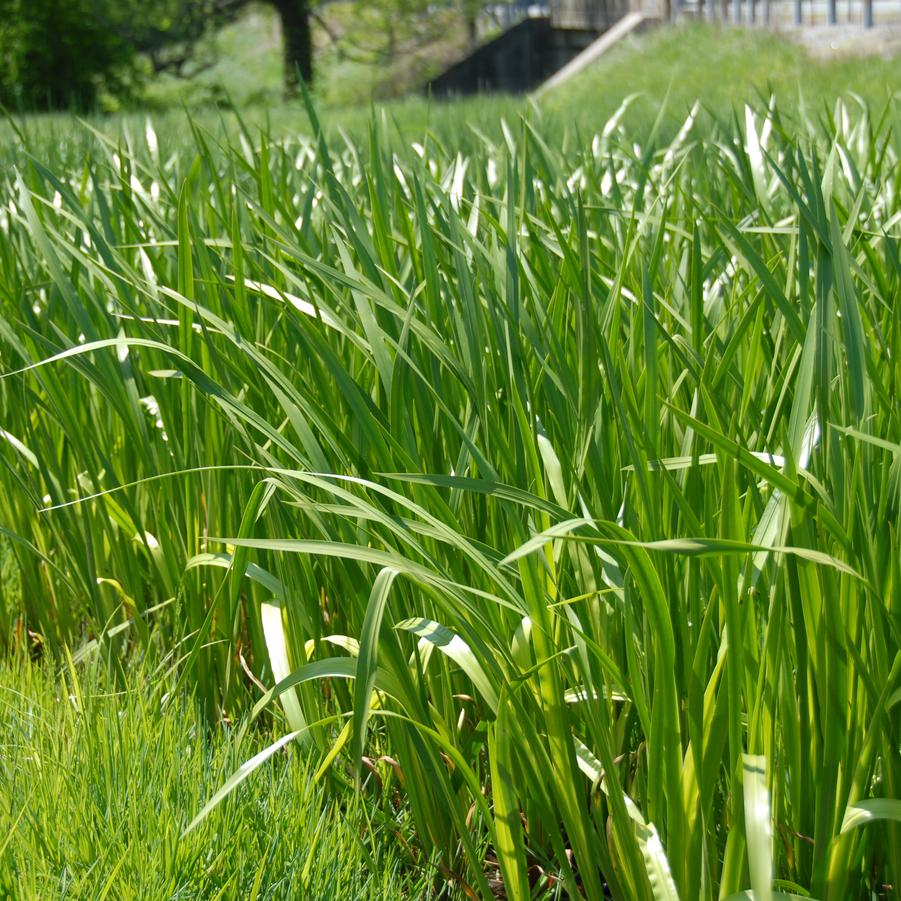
top-left (0, 654), bottom-right (431, 898)
top-left (143, 0), bottom-right (470, 109)
top-left (0, 0), bottom-right (253, 112)
top-left (0, 0), bottom-right (135, 111)
top-left (0, 44), bottom-right (900, 900)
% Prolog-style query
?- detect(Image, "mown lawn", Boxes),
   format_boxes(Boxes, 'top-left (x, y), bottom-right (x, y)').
top-left (0, 657), bottom-right (433, 899)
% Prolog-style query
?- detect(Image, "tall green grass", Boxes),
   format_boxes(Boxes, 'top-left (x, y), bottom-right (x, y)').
top-left (1, 91), bottom-right (899, 898)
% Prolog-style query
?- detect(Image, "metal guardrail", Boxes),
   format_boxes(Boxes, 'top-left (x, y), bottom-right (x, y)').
top-left (664, 0), bottom-right (901, 26)
top-left (474, 0), bottom-right (896, 43)
top-left (480, 0), bottom-right (899, 31)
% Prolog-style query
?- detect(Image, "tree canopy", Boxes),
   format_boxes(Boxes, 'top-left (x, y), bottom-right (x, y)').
top-left (0, 0), bottom-right (312, 111)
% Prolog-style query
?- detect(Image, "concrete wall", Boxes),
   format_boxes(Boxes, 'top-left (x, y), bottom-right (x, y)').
top-left (426, 18), bottom-right (602, 96)
top-left (551, 0), bottom-right (631, 28)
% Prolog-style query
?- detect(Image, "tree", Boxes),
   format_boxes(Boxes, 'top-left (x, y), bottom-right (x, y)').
top-left (0, 0), bottom-right (313, 111)
top-left (112, 0), bottom-right (313, 95)
top-left (268, 0), bottom-right (313, 91)
top-left (126, 0), bottom-right (314, 95)
top-left (461, 0), bottom-right (480, 46)
top-left (0, 0), bottom-right (134, 111)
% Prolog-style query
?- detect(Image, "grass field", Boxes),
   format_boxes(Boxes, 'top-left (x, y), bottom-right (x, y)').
top-left (1, 23), bottom-right (900, 901)
top-left (16, 22), bottom-right (901, 149)
top-left (0, 657), bottom-right (430, 899)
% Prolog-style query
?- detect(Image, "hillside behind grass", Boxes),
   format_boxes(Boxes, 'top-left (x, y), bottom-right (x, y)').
top-left (5, 21), bottom-right (897, 164)
top-left (547, 23), bottom-right (901, 128)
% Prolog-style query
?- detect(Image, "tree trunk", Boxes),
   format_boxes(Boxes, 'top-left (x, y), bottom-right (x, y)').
top-left (463, 0), bottom-right (479, 47)
top-left (269, 0), bottom-right (313, 93)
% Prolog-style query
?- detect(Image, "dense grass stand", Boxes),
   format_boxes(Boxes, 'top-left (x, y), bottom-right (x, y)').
top-left (1, 82), bottom-right (899, 899)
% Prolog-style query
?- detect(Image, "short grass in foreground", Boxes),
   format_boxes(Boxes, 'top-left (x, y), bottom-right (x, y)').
top-left (1, 32), bottom-right (900, 901)
top-left (0, 655), bottom-right (436, 899)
